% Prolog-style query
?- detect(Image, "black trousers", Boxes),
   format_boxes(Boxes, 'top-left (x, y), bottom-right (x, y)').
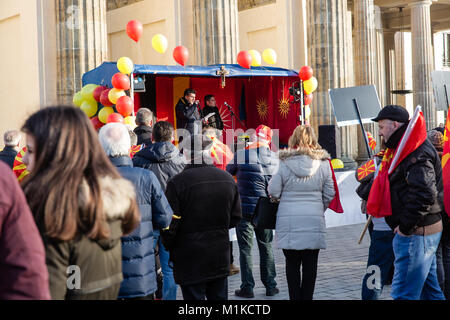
top-left (180, 277), bottom-right (228, 300)
top-left (282, 249), bottom-right (320, 300)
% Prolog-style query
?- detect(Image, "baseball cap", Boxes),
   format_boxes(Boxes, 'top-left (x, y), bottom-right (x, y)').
top-left (371, 105), bottom-right (410, 123)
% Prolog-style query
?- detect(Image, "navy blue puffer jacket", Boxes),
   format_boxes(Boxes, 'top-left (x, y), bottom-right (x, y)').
top-left (226, 145), bottom-right (279, 218)
top-left (110, 156), bottom-right (173, 299)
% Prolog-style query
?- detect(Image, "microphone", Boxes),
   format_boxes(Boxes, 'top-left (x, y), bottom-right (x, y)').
top-left (224, 102), bottom-right (231, 110)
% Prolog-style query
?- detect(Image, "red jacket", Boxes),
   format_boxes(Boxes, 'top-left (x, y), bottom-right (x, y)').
top-left (0, 162), bottom-right (50, 299)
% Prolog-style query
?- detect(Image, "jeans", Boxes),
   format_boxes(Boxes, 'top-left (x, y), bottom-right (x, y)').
top-left (180, 277), bottom-right (228, 300)
top-left (283, 249), bottom-right (319, 300)
top-left (436, 236), bottom-right (450, 299)
top-left (236, 218), bottom-right (277, 292)
top-left (361, 230), bottom-right (395, 300)
top-left (391, 232), bottom-right (445, 300)
top-left (153, 231), bottom-right (178, 300)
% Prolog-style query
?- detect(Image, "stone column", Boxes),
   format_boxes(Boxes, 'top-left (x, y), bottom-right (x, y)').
top-left (193, 0), bottom-right (239, 65)
top-left (353, 0), bottom-right (378, 163)
top-left (394, 31), bottom-right (407, 107)
top-left (56, 0), bottom-right (108, 105)
top-left (409, 0), bottom-right (435, 129)
top-left (306, 0), bottom-right (355, 167)
top-left (384, 30), bottom-right (396, 106)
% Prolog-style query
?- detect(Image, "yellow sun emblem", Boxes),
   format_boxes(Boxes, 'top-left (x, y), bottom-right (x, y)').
top-left (256, 98), bottom-right (269, 120)
top-left (278, 97), bottom-right (290, 119)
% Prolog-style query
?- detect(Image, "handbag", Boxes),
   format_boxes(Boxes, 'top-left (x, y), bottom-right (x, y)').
top-left (251, 196), bottom-right (279, 230)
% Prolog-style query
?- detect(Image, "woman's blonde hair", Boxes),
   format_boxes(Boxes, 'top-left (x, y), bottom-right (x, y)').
top-left (288, 125), bottom-right (321, 150)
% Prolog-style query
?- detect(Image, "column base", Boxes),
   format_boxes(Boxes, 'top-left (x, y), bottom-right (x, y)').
top-left (340, 156), bottom-right (358, 171)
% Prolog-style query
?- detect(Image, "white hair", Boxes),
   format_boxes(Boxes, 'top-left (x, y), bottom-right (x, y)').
top-left (98, 123), bottom-right (131, 157)
top-left (4, 130), bottom-right (21, 147)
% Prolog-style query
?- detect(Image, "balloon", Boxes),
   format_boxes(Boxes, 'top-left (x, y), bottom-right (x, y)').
top-left (81, 84), bottom-right (99, 101)
top-left (80, 100), bottom-right (98, 118)
top-left (93, 86), bottom-right (107, 102)
top-left (73, 91), bottom-right (84, 107)
top-left (111, 73), bottom-right (130, 90)
top-left (100, 89), bottom-right (114, 107)
top-left (117, 57), bottom-right (134, 75)
top-left (248, 50), bottom-right (261, 67)
top-left (108, 88), bottom-right (125, 105)
top-left (98, 107), bottom-right (114, 124)
top-left (299, 66), bottom-right (313, 81)
top-left (237, 51), bottom-right (252, 69)
top-left (303, 76), bottom-right (318, 95)
top-left (331, 158), bottom-right (344, 169)
top-left (124, 116), bottom-right (136, 128)
top-left (304, 105), bottom-right (311, 120)
top-left (107, 113), bottom-right (124, 124)
top-left (116, 96), bottom-right (134, 117)
top-left (91, 116), bottom-right (104, 131)
top-left (173, 46), bottom-right (189, 66)
top-left (126, 20), bottom-right (143, 42)
top-left (152, 34), bottom-right (168, 54)
top-left (262, 48), bottom-right (277, 65)
top-left (304, 93), bottom-right (313, 106)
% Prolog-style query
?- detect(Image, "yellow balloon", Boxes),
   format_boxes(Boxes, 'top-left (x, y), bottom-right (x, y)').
top-left (80, 100), bottom-right (98, 118)
top-left (108, 88), bottom-right (126, 104)
top-left (117, 57), bottom-right (134, 75)
top-left (81, 84), bottom-right (99, 101)
top-left (262, 48), bottom-right (277, 65)
top-left (73, 91), bottom-right (84, 107)
top-left (98, 107), bottom-right (114, 124)
top-left (124, 116), bottom-right (137, 129)
top-left (303, 76), bottom-right (318, 95)
top-left (331, 158), bottom-right (344, 169)
top-left (305, 105), bottom-right (311, 120)
top-left (248, 50), bottom-right (261, 67)
top-left (152, 34), bottom-right (168, 54)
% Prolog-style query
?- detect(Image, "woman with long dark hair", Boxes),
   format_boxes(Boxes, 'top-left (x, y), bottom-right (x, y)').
top-left (21, 106), bottom-right (140, 300)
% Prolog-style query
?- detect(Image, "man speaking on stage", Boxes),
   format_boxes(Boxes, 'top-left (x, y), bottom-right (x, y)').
top-left (175, 88), bottom-right (202, 137)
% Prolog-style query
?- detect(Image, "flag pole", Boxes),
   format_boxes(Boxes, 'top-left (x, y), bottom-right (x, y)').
top-left (358, 216), bottom-right (372, 244)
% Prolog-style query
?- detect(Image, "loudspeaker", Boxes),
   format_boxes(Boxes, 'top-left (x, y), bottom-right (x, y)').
top-left (318, 125), bottom-right (341, 159)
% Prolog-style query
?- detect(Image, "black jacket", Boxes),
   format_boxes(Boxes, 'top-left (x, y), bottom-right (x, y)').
top-left (175, 98), bottom-right (201, 131)
top-left (202, 106), bottom-right (224, 130)
top-left (132, 142), bottom-right (186, 191)
top-left (133, 125), bottom-right (152, 146)
top-left (384, 124), bottom-right (443, 235)
top-left (0, 146), bottom-right (18, 169)
top-left (163, 164), bottom-right (242, 286)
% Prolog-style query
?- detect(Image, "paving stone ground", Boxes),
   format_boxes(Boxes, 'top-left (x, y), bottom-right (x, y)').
top-left (176, 223), bottom-right (392, 300)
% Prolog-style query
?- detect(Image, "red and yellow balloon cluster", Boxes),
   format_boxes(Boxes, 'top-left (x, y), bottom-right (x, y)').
top-left (236, 49), bottom-right (277, 69)
top-left (73, 57), bottom-right (136, 131)
top-left (298, 66), bottom-right (318, 121)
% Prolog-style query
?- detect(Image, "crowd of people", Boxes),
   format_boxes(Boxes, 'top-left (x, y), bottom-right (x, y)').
top-left (0, 89), bottom-right (449, 301)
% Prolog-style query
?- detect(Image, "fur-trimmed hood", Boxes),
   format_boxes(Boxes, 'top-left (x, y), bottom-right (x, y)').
top-left (78, 176), bottom-right (136, 222)
top-left (277, 147), bottom-right (330, 178)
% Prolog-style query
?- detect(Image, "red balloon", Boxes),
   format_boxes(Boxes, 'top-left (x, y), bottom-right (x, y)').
top-left (173, 46), bottom-right (189, 66)
top-left (111, 73), bottom-right (130, 90)
top-left (100, 89), bottom-right (114, 107)
top-left (107, 113), bottom-right (124, 124)
top-left (299, 66), bottom-right (313, 81)
top-left (116, 96), bottom-right (134, 117)
top-left (91, 116), bottom-right (104, 131)
top-left (126, 20), bottom-right (143, 42)
top-left (93, 86), bottom-right (107, 102)
top-left (304, 93), bottom-right (313, 105)
top-left (237, 51), bottom-right (252, 69)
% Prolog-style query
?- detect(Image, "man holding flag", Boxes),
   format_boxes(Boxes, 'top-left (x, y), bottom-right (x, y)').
top-left (367, 105), bottom-right (445, 300)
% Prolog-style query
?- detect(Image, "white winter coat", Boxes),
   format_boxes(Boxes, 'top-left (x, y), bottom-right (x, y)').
top-left (268, 148), bottom-right (335, 250)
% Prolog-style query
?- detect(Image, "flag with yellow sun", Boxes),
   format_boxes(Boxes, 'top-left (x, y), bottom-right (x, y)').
top-left (442, 115), bottom-right (450, 216)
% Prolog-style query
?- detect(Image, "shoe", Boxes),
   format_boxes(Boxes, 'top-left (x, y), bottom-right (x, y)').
top-left (234, 289), bottom-right (254, 298)
top-left (266, 287), bottom-right (280, 296)
top-left (229, 264), bottom-right (240, 276)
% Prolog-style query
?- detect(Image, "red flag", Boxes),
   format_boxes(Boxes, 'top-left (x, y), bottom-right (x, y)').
top-left (366, 107), bottom-right (427, 218)
top-left (442, 110), bottom-right (450, 217)
top-left (327, 160), bottom-right (343, 214)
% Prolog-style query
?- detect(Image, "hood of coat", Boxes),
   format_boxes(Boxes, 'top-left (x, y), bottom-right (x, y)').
top-left (78, 176), bottom-right (136, 249)
top-left (278, 147), bottom-right (330, 178)
top-left (135, 142), bottom-right (185, 164)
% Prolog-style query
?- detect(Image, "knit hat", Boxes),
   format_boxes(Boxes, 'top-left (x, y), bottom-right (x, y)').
top-left (427, 130), bottom-right (444, 152)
